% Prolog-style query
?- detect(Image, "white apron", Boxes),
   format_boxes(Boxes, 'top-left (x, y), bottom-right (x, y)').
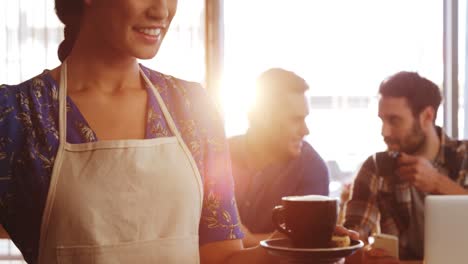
top-left (37, 62), bottom-right (204, 264)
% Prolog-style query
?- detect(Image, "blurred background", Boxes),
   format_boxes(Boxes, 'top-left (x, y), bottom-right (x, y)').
top-left (0, 0), bottom-right (467, 261)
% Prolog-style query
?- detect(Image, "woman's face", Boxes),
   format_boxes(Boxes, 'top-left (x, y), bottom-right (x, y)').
top-left (84, 0), bottom-right (177, 59)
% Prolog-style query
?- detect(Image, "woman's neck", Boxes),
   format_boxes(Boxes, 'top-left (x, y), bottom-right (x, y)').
top-left (65, 54), bottom-right (142, 94)
top-left (62, 25), bottom-right (143, 94)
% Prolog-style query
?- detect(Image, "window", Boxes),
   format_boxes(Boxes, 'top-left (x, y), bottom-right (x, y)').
top-left (0, 0), bottom-right (62, 84)
top-left (222, 0), bottom-right (443, 196)
top-left (460, 0), bottom-right (467, 137)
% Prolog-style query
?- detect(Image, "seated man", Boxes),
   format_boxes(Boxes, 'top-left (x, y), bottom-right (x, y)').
top-left (229, 68), bottom-right (329, 247)
top-left (344, 72), bottom-right (468, 261)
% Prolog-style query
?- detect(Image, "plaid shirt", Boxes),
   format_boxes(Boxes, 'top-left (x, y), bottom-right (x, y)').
top-left (344, 127), bottom-right (468, 258)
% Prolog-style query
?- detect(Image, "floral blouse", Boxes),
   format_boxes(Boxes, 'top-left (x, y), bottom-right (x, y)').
top-left (0, 65), bottom-right (243, 263)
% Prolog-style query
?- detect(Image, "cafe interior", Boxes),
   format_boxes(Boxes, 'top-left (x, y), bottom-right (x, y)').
top-left (0, 0), bottom-right (467, 263)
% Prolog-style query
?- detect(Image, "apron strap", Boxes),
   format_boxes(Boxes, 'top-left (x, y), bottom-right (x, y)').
top-left (58, 61), bottom-right (68, 143)
top-left (38, 62), bottom-right (69, 263)
top-left (139, 68), bottom-right (204, 207)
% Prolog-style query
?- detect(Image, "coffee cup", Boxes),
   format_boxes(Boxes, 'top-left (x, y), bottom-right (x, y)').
top-left (272, 195), bottom-right (338, 248)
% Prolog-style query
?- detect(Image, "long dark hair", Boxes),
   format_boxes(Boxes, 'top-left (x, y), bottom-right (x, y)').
top-left (55, 0), bottom-right (84, 62)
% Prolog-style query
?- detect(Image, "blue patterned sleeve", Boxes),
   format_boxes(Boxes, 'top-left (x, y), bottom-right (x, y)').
top-left (0, 84), bottom-right (18, 216)
top-left (178, 81), bottom-right (244, 245)
top-left (0, 85), bottom-right (15, 191)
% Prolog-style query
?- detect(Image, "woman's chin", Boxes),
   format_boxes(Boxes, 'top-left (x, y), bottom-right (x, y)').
top-left (131, 45), bottom-right (160, 60)
top-left (136, 51), bottom-right (159, 60)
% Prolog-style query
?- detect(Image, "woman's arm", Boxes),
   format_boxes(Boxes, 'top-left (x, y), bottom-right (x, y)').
top-left (240, 224), bottom-right (276, 248)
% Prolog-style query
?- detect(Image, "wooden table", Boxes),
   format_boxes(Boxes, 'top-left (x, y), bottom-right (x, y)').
top-left (401, 261), bottom-right (422, 264)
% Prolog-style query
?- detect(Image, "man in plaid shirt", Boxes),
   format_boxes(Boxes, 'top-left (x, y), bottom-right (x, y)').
top-left (344, 72), bottom-right (468, 262)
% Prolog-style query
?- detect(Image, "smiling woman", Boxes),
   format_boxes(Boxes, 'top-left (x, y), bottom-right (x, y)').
top-left (56, 0), bottom-right (176, 62)
top-left (0, 1), bottom-right (205, 263)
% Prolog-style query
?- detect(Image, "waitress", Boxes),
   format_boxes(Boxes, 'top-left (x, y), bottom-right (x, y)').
top-left (0, 0), bottom-right (357, 263)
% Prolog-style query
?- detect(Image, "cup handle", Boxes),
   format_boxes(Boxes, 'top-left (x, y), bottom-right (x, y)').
top-left (272, 205), bottom-right (289, 235)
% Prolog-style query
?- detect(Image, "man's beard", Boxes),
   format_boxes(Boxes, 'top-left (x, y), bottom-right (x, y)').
top-left (384, 122), bottom-right (426, 154)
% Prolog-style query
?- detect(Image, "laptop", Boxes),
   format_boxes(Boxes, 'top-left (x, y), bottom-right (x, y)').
top-left (425, 195), bottom-right (468, 264)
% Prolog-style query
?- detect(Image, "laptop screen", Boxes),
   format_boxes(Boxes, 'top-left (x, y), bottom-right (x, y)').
top-left (424, 195), bottom-right (468, 264)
